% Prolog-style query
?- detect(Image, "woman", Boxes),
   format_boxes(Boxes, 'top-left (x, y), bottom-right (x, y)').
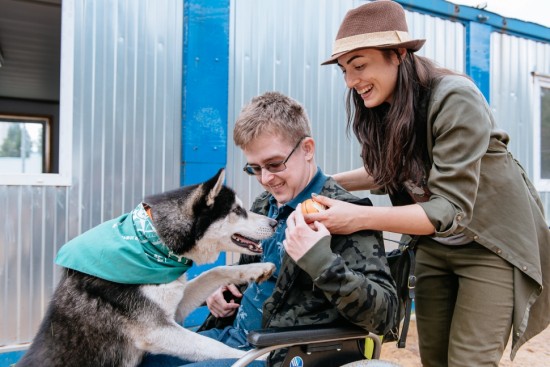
top-left (305, 1), bottom-right (550, 366)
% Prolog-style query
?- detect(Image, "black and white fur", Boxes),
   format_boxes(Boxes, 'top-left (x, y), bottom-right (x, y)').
top-left (18, 169), bottom-right (276, 367)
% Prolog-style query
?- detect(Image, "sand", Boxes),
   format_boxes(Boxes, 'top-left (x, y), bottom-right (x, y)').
top-left (379, 320), bottom-right (550, 366)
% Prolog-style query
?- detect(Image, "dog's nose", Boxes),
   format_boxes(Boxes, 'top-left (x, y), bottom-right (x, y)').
top-left (269, 218), bottom-right (278, 228)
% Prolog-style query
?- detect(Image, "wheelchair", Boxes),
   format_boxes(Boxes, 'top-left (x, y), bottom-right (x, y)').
top-left (230, 323), bottom-right (402, 367)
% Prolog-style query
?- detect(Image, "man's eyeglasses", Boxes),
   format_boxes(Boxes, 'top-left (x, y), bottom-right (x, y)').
top-left (243, 136), bottom-right (308, 176)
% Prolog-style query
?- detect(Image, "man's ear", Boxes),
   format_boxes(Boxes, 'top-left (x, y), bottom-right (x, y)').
top-left (302, 137), bottom-right (315, 160)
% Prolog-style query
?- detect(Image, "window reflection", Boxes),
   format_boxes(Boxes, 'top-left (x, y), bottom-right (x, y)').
top-left (0, 115), bottom-right (50, 174)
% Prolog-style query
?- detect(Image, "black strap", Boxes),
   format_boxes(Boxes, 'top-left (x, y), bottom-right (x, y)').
top-left (397, 236), bottom-right (418, 348)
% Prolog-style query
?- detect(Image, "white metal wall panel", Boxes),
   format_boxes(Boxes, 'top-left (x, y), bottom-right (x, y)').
top-left (491, 33), bottom-right (550, 214)
top-left (226, 0), bottom-right (465, 209)
top-left (0, 0), bottom-right (183, 349)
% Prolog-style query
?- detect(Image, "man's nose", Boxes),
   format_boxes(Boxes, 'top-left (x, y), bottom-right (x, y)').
top-left (259, 168), bottom-right (274, 183)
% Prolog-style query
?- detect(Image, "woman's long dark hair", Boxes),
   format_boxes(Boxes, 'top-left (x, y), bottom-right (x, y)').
top-left (346, 50), bottom-right (457, 194)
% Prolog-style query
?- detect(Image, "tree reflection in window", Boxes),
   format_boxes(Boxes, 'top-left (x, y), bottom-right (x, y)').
top-left (0, 115), bottom-right (50, 174)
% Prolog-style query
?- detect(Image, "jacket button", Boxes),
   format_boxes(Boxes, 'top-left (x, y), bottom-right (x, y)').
top-left (523, 266), bottom-right (528, 271)
top-left (473, 235), bottom-right (479, 240)
top-left (496, 248), bottom-right (502, 254)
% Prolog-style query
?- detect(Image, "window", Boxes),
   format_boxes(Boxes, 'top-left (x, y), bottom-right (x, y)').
top-left (0, 0), bottom-right (72, 186)
top-left (0, 115), bottom-right (51, 174)
top-left (533, 73), bottom-right (550, 191)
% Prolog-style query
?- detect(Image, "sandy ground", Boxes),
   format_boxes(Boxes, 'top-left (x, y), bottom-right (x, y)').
top-left (379, 319), bottom-right (550, 366)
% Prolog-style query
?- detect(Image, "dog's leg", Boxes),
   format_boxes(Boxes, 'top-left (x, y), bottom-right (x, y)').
top-left (134, 322), bottom-right (249, 362)
top-left (176, 262), bottom-right (275, 322)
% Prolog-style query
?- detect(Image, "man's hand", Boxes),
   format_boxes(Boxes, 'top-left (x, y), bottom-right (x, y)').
top-left (284, 203), bottom-right (331, 261)
top-left (205, 284), bottom-right (242, 318)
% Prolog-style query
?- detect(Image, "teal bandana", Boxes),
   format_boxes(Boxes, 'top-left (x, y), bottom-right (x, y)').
top-left (55, 203), bottom-right (193, 284)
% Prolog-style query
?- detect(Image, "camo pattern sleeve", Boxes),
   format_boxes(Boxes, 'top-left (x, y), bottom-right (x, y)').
top-left (297, 231), bottom-right (397, 335)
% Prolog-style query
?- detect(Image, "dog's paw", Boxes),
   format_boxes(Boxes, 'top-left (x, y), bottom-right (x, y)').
top-left (244, 262), bottom-right (276, 284)
top-left (256, 262), bottom-right (276, 283)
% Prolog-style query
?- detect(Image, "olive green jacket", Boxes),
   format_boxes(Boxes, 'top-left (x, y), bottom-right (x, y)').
top-left (417, 75), bottom-right (550, 358)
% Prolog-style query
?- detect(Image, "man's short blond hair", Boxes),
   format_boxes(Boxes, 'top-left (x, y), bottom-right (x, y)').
top-left (233, 92), bottom-right (312, 149)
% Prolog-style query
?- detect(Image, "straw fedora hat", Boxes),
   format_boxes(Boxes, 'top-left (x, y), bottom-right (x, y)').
top-left (321, 0), bottom-right (425, 65)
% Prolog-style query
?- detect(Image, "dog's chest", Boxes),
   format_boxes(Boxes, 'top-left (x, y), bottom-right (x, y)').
top-left (140, 276), bottom-right (188, 316)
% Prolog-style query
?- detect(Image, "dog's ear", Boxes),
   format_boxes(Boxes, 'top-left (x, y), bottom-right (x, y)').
top-left (205, 168), bottom-right (225, 207)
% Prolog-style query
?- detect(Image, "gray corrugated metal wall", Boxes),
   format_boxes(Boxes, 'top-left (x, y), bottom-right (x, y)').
top-left (226, 0), bottom-right (465, 210)
top-left (0, 0), bottom-right (182, 349)
top-left (491, 33), bottom-right (550, 211)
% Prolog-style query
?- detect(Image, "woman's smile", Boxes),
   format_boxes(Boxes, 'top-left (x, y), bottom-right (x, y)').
top-left (357, 85), bottom-right (374, 100)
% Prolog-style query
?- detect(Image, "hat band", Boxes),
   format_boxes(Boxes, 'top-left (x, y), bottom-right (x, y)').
top-left (332, 30), bottom-right (411, 55)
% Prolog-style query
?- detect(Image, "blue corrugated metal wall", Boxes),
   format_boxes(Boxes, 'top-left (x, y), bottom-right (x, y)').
top-left (180, 0), bottom-right (231, 327)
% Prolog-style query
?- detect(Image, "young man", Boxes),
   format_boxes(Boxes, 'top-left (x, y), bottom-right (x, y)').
top-left (141, 92), bottom-right (397, 367)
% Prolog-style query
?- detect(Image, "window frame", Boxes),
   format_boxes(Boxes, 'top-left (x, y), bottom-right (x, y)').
top-left (533, 73), bottom-right (550, 192)
top-left (0, 0), bottom-right (73, 186)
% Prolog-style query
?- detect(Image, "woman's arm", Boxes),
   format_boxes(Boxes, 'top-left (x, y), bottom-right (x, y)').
top-left (359, 203), bottom-right (435, 235)
top-left (332, 167), bottom-right (379, 191)
top-left (327, 78), bottom-right (493, 237)
top-left (305, 195), bottom-right (435, 236)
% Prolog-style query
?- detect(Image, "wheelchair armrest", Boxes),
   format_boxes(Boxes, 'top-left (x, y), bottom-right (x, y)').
top-left (247, 324), bottom-right (372, 348)
top-left (232, 324), bottom-right (382, 367)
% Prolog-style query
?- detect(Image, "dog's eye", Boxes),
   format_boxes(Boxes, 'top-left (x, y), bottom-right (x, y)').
top-left (232, 206), bottom-right (247, 217)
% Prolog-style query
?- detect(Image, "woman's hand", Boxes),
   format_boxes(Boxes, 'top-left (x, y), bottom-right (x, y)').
top-left (205, 284), bottom-right (242, 318)
top-left (304, 195), bottom-right (436, 235)
top-left (284, 203), bottom-right (331, 261)
top-left (302, 195), bottom-right (365, 235)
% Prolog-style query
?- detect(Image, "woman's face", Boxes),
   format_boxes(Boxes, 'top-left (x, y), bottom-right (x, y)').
top-left (337, 48), bottom-right (403, 108)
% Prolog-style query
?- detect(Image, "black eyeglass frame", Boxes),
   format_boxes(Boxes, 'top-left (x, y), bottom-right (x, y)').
top-left (242, 136), bottom-right (308, 176)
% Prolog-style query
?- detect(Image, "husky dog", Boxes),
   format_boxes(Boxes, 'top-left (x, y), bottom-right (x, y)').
top-left (17, 169), bottom-right (276, 367)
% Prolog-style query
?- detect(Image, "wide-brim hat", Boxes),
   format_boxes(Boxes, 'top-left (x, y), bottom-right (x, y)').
top-left (321, 0), bottom-right (426, 65)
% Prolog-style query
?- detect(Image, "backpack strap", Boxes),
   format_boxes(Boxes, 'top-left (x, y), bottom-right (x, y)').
top-left (397, 235), bottom-right (419, 348)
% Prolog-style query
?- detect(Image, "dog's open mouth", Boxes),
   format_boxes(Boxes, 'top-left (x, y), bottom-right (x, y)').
top-left (231, 234), bottom-right (263, 254)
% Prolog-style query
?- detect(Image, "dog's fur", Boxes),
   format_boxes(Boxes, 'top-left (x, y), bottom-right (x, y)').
top-left (17, 169), bottom-right (276, 367)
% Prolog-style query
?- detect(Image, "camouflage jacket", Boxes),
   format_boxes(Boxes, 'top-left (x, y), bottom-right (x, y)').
top-left (200, 177), bottom-right (398, 366)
